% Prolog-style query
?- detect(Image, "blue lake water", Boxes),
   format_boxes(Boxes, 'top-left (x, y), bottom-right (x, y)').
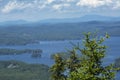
top-left (0, 37), bottom-right (120, 65)
top-left (0, 37), bottom-right (120, 79)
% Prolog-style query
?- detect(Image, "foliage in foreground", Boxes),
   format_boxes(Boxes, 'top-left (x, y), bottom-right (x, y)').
top-left (0, 60), bottom-right (50, 80)
top-left (50, 32), bottom-right (117, 80)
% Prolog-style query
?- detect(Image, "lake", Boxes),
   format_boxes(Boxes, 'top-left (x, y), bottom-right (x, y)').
top-left (0, 37), bottom-right (120, 79)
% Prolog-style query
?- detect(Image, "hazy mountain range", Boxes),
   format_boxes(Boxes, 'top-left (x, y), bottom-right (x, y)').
top-left (0, 15), bottom-right (120, 26)
top-left (0, 15), bottom-right (120, 45)
top-left (39, 15), bottom-right (120, 23)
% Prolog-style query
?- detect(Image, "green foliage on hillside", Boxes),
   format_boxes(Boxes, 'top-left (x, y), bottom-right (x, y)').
top-left (0, 22), bottom-right (120, 45)
top-left (50, 32), bottom-right (117, 80)
top-left (0, 60), bottom-right (50, 80)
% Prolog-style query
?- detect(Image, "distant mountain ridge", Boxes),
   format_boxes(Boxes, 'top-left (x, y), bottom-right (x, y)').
top-left (0, 20), bottom-right (28, 26)
top-left (0, 15), bottom-right (120, 26)
top-left (39, 15), bottom-right (120, 23)
top-left (0, 18), bottom-right (120, 45)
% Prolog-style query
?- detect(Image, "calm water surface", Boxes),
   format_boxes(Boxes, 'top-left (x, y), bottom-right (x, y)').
top-left (0, 37), bottom-right (120, 65)
top-left (0, 37), bottom-right (120, 79)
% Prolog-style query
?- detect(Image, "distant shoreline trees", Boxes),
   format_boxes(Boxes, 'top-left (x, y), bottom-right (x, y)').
top-left (0, 48), bottom-right (42, 58)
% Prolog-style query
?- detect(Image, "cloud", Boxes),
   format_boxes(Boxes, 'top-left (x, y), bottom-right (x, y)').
top-left (52, 4), bottom-right (70, 11)
top-left (47, 0), bottom-right (54, 4)
top-left (1, 0), bottom-right (120, 14)
top-left (37, 0), bottom-right (55, 9)
top-left (76, 0), bottom-right (113, 8)
top-left (1, 0), bottom-right (51, 13)
top-left (1, 0), bottom-right (32, 13)
top-left (52, 4), bottom-right (61, 10)
top-left (66, 0), bottom-right (74, 2)
top-left (113, 1), bottom-right (120, 9)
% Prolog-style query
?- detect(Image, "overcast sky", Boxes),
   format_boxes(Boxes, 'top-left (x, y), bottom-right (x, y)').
top-left (0, 0), bottom-right (120, 21)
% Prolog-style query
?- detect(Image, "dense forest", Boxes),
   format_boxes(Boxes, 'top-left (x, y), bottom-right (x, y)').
top-left (0, 60), bottom-right (50, 80)
top-left (0, 21), bottom-right (120, 45)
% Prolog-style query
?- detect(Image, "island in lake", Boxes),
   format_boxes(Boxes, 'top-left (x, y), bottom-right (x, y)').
top-left (0, 48), bottom-right (42, 58)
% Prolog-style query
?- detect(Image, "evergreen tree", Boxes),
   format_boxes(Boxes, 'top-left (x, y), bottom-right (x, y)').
top-left (68, 32), bottom-right (115, 80)
top-left (50, 32), bottom-right (116, 80)
top-left (50, 54), bottom-right (66, 80)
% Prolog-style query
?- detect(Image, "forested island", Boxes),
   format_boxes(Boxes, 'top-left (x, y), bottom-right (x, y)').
top-left (0, 48), bottom-right (42, 58)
